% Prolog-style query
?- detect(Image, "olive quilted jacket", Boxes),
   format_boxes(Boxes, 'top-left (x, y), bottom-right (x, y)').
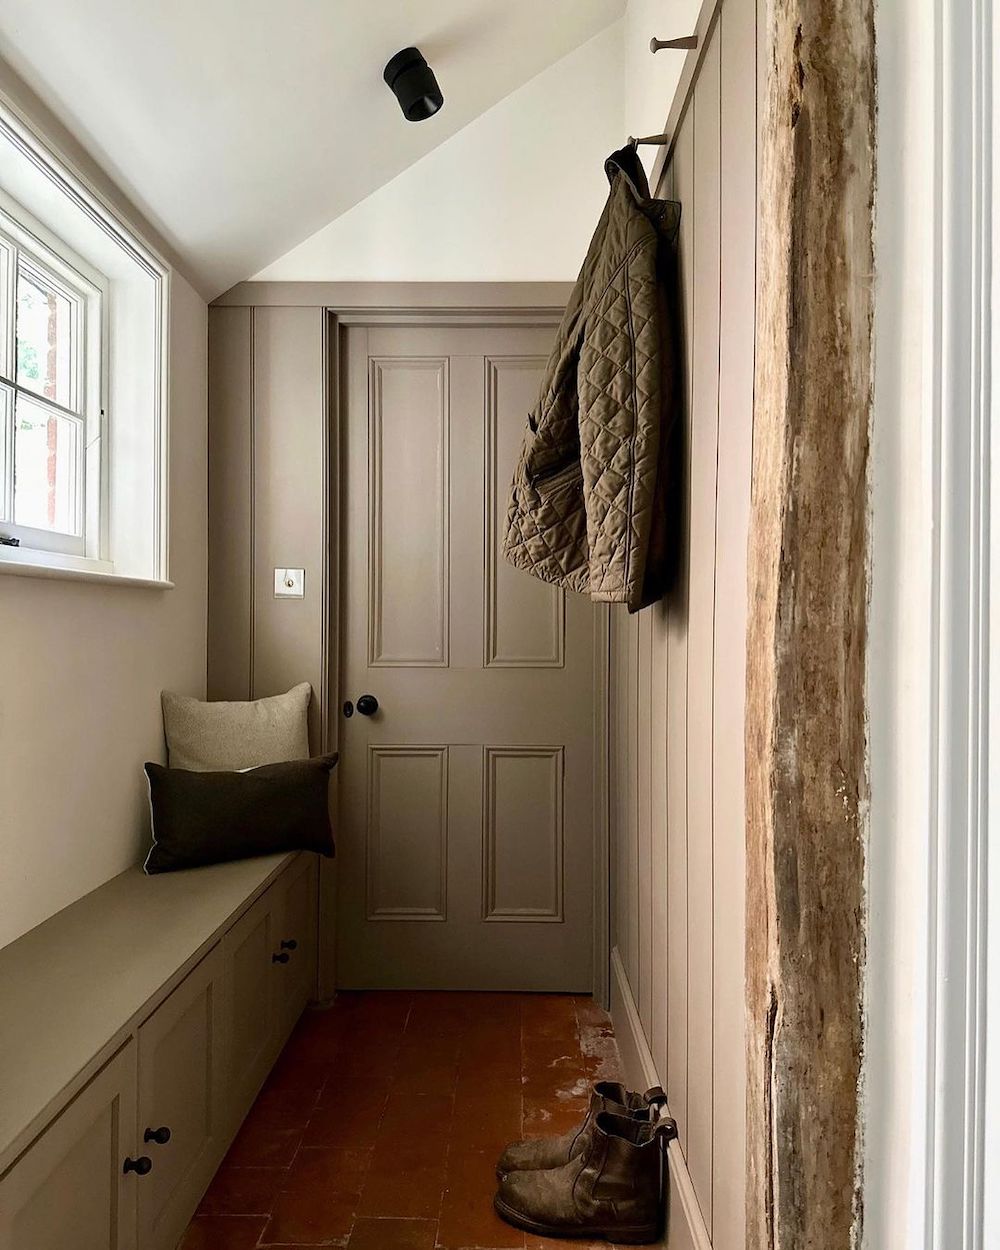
top-left (502, 145), bottom-right (680, 613)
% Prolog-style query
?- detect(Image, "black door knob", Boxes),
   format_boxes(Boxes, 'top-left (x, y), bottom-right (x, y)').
top-left (280, 938), bottom-right (298, 951)
top-left (273, 951), bottom-right (290, 964)
top-left (144, 1126), bottom-right (171, 1145)
top-left (356, 694), bottom-right (379, 716)
top-left (123, 1156), bottom-right (153, 1175)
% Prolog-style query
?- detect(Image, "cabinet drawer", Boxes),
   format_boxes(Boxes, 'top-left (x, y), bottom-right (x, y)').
top-left (0, 1042), bottom-right (137, 1250)
top-left (137, 945), bottom-right (225, 1250)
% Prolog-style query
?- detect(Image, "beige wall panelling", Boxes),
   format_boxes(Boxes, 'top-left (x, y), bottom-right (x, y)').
top-left (711, 0), bottom-right (755, 1245)
top-left (207, 306), bottom-right (254, 701)
top-left (136, 945), bottom-right (226, 1250)
top-left (666, 95), bottom-right (695, 1152)
top-left (625, 610), bottom-right (640, 995)
top-left (0, 1043), bottom-right (138, 1250)
top-left (649, 596), bottom-right (670, 1083)
top-left (686, 24), bottom-right (723, 1230)
top-left (637, 606), bottom-right (654, 1033)
top-left (251, 307), bottom-right (326, 746)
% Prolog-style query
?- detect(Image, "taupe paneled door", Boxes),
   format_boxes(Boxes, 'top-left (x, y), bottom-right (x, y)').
top-left (337, 320), bottom-right (595, 990)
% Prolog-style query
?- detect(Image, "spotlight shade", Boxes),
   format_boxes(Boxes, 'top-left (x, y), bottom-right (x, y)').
top-left (383, 47), bottom-right (444, 122)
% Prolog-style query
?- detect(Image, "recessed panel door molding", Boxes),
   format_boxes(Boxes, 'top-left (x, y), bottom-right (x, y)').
top-left (367, 745), bottom-right (448, 921)
top-left (368, 357), bottom-right (450, 668)
top-left (339, 321), bottom-right (595, 990)
top-left (484, 356), bottom-right (565, 668)
top-left (482, 746), bottom-right (564, 922)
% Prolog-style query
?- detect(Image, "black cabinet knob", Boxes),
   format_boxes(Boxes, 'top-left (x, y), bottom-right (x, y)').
top-left (144, 1126), bottom-right (171, 1145)
top-left (356, 694), bottom-right (379, 716)
top-left (280, 938), bottom-right (298, 951)
top-left (272, 951), bottom-right (290, 964)
top-left (123, 1156), bottom-right (153, 1176)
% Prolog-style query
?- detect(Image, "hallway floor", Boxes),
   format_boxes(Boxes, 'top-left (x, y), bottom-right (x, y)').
top-left (181, 991), bottom-right (625, 1250)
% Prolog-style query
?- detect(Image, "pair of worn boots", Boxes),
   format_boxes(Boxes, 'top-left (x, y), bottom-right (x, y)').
top-left (493, 1082), bottom-right (677, 1244)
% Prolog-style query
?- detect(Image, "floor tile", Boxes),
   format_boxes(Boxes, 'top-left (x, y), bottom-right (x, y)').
top-left (262, 1187), bottom-right (360, 1245)
top-left (224, 1120), bottom-right (304, 1169)
top-left (437, 1149), bottom-right (524, 1249)
top-left (450, 1092), bottom-right (522, 1158)
top-left (197, 1166), bottom-right (285, 1216)
top-left (303, 1082), bottom-right (391, 1148)
top-left (346, 1217), bottom-right (437, 1249)
top-left (179, 1215), bottom-right (268, 1250)
top-left (359, 1121), bottom-right (450, 1219)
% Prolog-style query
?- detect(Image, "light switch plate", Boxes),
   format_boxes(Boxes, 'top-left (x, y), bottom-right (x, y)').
top-left (274, 568), bottom-right (305, 598)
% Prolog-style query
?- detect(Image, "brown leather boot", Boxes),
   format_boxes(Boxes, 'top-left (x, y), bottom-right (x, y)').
top-left (496, 1083), bottom-right (667, 1179)
top-left (494, 1110), bottom-right (677, 1244)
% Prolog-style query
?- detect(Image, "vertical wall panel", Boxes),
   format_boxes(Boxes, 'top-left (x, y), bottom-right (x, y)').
top-left (637, 606), bottom-right (653, 1032)
top-left (251, 306), bottom-right (326, 749)
top-left (666, 102), bottom-right (694, 1149)
top-left (207, 307), bottom-right (253, 701)
top-left (649, 598), bottom-right (670, 1083)
top-left (686, 28), bottom-right (723, 1228)
top-left (712, 0), bottom-right (755, 1244)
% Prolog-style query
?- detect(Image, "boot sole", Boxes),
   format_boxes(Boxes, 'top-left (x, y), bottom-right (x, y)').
top-left (493, 1193), bottom-right (660, 1245)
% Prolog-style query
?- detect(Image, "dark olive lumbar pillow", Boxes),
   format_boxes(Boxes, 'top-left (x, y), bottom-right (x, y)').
top-left (143, 754), bottom-right (337, 874)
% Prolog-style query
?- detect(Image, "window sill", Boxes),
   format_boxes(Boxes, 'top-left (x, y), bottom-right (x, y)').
top-left (0, 546), bottom-right (173, 589)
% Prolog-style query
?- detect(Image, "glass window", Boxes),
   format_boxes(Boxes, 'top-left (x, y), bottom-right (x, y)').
top-left (0, 219), bottom-right (101, 554)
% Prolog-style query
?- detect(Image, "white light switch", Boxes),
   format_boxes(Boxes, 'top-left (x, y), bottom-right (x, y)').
top-left (274, 568), bottom-right (305, 598)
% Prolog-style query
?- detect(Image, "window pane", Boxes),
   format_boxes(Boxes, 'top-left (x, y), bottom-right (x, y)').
top-left (16, 265), bottom-right (76, 410)
top-left (13, 392), bottom-right (81, 535)
top-left (0, 383), bottom-right (11, 522)
top-left (0, 240), bottom-right (12, 381)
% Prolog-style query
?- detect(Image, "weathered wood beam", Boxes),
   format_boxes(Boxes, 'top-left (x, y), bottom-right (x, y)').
top-left (746, 2), bottom-right (875, 1248)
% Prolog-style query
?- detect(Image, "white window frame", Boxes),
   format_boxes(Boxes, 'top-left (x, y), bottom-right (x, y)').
top-left (0, 90), bottom-right (170, 588)
top-left (0, 197), bottom-right (109, 563)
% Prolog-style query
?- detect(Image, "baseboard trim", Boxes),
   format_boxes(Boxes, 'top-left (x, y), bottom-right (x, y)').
top-left (610, 948), bottom-right (712, 1250)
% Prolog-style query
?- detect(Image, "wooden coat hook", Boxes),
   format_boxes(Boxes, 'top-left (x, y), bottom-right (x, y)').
top-left (649, 35), bottom-right (699, 52)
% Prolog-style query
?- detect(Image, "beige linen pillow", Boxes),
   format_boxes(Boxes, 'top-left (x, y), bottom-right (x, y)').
top-left (161, 683), bottom-right (311, 771)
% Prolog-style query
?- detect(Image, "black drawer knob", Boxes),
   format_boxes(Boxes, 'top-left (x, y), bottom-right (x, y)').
top-left (144, 1126), bottom-right (171, 1145)
top-left (272, 951), bottom-right (290, 964)
top-left (280, 938), bottom-right (298, 951)
top-left (123, 1156), bottom-right (153, 1176)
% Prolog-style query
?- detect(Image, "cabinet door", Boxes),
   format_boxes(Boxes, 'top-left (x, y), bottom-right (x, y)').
top-left (137, 946), bottom-right (225, 1250)
top-left (274, 855), bottom-right (318, 1038)
top-left (0, 1042), bottom-right (137, 1250)
top-left (223, 885), bottom-right (278, 1118)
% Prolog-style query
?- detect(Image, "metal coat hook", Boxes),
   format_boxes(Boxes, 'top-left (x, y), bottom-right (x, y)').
top-left (650, 35), bottom-right (699, 53)
top-left (628, 132), bottom-right (672, 148)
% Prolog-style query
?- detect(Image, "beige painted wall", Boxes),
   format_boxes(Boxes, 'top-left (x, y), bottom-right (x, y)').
top-left (0, 273), bottom-right (208, 949)
top-left (608, 2), bottom-right (756, 1247)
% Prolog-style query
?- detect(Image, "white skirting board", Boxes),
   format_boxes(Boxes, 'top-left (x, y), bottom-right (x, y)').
top-left (610, 948), bottom-right (713, 1250)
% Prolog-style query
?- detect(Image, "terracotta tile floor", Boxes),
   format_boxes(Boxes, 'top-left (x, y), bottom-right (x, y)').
top-left (183, 991), bottom-right (625, 1250)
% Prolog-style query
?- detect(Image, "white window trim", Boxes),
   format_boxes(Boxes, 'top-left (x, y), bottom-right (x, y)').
top-left (0, 91), bottom-right (171, 587)
top-left (0, 195), bottom-right (109, 562)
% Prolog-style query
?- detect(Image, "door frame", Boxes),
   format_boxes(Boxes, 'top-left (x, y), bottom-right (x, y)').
top-left (258, 282), bottom-right (608, 1003)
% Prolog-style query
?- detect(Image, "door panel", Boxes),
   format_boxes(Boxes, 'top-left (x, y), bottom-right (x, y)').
top-left (338, 322), bottom-right (595, 990)
top-left (0, 1042), bottom-right (137, 1250)
top-left (137, 948), bottom-right (224, 1250)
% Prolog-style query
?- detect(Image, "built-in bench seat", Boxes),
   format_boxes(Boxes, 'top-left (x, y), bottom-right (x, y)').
top-left (0, 850), bottom-right (318, 1250)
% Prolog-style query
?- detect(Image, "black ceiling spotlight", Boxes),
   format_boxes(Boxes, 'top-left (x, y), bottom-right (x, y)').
top-left (383, 47), bottom-right (444, 122)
